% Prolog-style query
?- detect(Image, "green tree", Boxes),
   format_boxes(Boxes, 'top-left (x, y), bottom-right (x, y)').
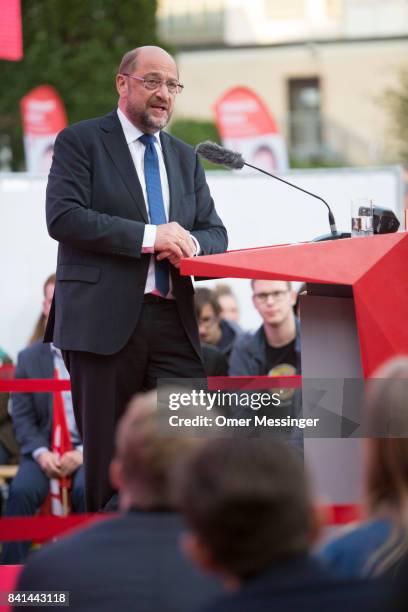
top-left (0, 0), bottom-right (160, 169)
top-left (169, 118), bottom-right (223, 170)
top-left (384, 69), bottom-right (408, 164)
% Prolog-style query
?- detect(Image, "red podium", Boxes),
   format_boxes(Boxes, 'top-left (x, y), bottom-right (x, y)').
top-left (181, 232), bottom-right (408, 505)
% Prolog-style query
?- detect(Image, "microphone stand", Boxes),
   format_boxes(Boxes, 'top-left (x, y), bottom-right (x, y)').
top-left (244, 162), bottom-right (350, 241)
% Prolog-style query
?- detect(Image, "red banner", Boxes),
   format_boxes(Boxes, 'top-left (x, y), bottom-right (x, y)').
top-left (20, 85), bottom-right (67, 173)
top-left (0, 0), bottom-right (22, 61)
top-left (213, 86), bottom-right (288, 172)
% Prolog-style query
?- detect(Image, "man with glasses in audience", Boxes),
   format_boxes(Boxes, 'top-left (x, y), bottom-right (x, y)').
top-left (229, 280), bottom-right (300, 377)
top-left (45, 46), bottom-right (227, 512)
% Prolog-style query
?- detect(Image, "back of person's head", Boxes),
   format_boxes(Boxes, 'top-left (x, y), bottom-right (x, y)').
top-left (178, 438), bottom-right (315, 581)
top-left (363, 356), bottom-right (408, 575)
top-left (110, 391), bottom-right (201, 511)
top-left (365, 356), bottom-right (408, 513)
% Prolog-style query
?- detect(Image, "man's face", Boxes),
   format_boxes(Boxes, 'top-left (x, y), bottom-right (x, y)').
top-left (116, 48), bottom-right (178, 133)
top-left (198, 303), bottom-right (221, 345)
top-left (252, 280), bottom-right (296, 327)
top-left (218, 294), bottom-right (239, 323)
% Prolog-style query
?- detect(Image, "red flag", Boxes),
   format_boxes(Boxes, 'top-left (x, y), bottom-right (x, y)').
top-left (49, 369), bottom-right (73, 516)
top-left (0, 0), bottom-right (23, 61)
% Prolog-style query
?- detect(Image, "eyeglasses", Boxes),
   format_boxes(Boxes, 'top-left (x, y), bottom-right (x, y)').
top-left (253, 290), bottom-right (289, 303)
top-left (121, 73), bottom-right (184, 95)
top-left (198, 315), bottom-right (218, 327)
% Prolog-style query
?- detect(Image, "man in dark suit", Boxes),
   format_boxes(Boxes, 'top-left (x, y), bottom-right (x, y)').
top-left (1, 341), bottom-right (85, 564)
top-left (14, 392), bottom-right (220, 612)
top-left (45, 46), bottom-right (228, 511)
top-left (179, 438), bottom-right (391, 612)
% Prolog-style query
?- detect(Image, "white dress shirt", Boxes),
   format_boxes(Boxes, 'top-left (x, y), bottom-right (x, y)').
top-left (117, 108), bottom-right (199, 297)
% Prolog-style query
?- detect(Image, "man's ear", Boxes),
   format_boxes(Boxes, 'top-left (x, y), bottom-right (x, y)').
top-left (181, 531), bottom-right (218, 576)
top-left (290, 289), bottom-right (297, 307)
top-left (116, 74), bottom-right (127, 98)
top-left (109, 457), bottom-right (123, 491)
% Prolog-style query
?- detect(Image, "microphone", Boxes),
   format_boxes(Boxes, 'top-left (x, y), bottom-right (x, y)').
top-left (196, 141), bottom-right (340, 239)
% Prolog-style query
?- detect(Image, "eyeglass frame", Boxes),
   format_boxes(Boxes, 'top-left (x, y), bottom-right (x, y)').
top-left (253, 290), bottom-right (290, 303)
top-left (120, 73), bottom-right (184, 95)
top-left (198, 314), bottom-right (219, 327)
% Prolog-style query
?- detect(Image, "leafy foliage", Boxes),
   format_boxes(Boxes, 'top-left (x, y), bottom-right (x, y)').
top-left (0, 0), bottom-right (159, 168)
top-left (169, 118), bottom-right (223, 170)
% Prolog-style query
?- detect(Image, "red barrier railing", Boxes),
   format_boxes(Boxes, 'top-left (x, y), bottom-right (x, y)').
top-left (0, 503), bottom-right (363, 543)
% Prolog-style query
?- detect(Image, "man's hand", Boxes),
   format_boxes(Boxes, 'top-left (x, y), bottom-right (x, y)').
top-left (155, 223), bottom-right (196, 267)
top-left (60, 449), bottom-right (83, 477)
top-left (37, 450), bottom-right (62, 478)
top-left (155, 222), bottom-right (194, 262)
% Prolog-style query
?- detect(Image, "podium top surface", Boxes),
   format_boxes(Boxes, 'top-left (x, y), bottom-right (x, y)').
top-left (181, 232), bottom-right (407, 285)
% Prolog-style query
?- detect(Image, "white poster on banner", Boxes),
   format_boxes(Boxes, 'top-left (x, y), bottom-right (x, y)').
top-left (20, 85), bottom-right (67, 173)
top-left (214, 86), bottom-right (289, 173)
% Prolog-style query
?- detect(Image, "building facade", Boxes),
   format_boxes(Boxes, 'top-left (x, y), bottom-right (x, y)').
top-left (158, 0), bottom-right (408, 165)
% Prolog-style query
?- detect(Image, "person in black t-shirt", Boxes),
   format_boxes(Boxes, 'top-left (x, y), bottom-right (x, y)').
top-left (229, 280), bottom-right (301, 447)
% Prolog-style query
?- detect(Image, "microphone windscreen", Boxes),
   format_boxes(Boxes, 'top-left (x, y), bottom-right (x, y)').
top-left (195, 141), bottom-right (245, 170)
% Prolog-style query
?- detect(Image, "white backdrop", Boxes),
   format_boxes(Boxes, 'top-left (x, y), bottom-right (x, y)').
top-left (0, 166), bottom-right (404, 360)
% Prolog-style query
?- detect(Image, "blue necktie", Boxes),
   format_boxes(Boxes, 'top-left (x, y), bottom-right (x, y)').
top-left (139, 133), bottom-right (169, 297)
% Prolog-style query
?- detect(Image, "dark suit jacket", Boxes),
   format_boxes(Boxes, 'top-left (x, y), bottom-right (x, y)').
top-left (200, 555), bottom-right (391, 612)
top-left (11, 342), bottom-right (54, 456)
top-left (15, 510), bottom-right (220, 612)
top-left (44, 110), bottom-right (228, 356)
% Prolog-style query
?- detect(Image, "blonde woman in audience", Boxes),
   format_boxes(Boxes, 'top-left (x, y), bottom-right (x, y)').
top-left (319, 356), bottom-right (408, 579)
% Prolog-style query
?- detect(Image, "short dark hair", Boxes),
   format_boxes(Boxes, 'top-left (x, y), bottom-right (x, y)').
top-left (118, 48), bottom-right (141, 75)
top-left (179, 438), bottom-right (312, 579)
top-left (194, 288), bottom-right (221, 318)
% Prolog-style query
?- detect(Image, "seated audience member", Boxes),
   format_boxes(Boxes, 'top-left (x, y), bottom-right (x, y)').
top-left (1, 274), bottom-right (84, 564)
top-left (229, 280), bottom-right (300, 376)
top-left (319, 357), bottom-right (408, 579)
top-left (15, 393), bottom-right (219, 612)
top-left (213, 284), bottom-right (241, 326)
top-left (178, 438), bottom-right (391, 612)
top-left (195, 288), bottom-right (241, 364)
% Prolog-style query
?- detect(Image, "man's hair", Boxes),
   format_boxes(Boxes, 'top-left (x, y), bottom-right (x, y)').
top-left (178, 438), bottom-right (312, 579)
top-left (117, 46), bottom-right (177, 77)
top-left (213, 283), bottom-right (234, 298)
top-left (251, 279), bottom-right (292, 292)
top-left (114, 392), bottom-right (200, 508)
top-left (118, 48), bottom-right (141, 75)
top-left (194, 287), bottom-right (221, 318)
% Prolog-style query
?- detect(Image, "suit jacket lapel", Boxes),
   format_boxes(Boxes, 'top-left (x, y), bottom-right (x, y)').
top-left (160, 132), bottom-right (181, 222)
top-left (100, 111), bottom-right (149, 223)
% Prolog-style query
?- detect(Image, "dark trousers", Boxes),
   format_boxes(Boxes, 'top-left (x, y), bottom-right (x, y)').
top-left (63, 301), bottom-right (206, 512)
top-left (1, 457), bottom-right (85, 564)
